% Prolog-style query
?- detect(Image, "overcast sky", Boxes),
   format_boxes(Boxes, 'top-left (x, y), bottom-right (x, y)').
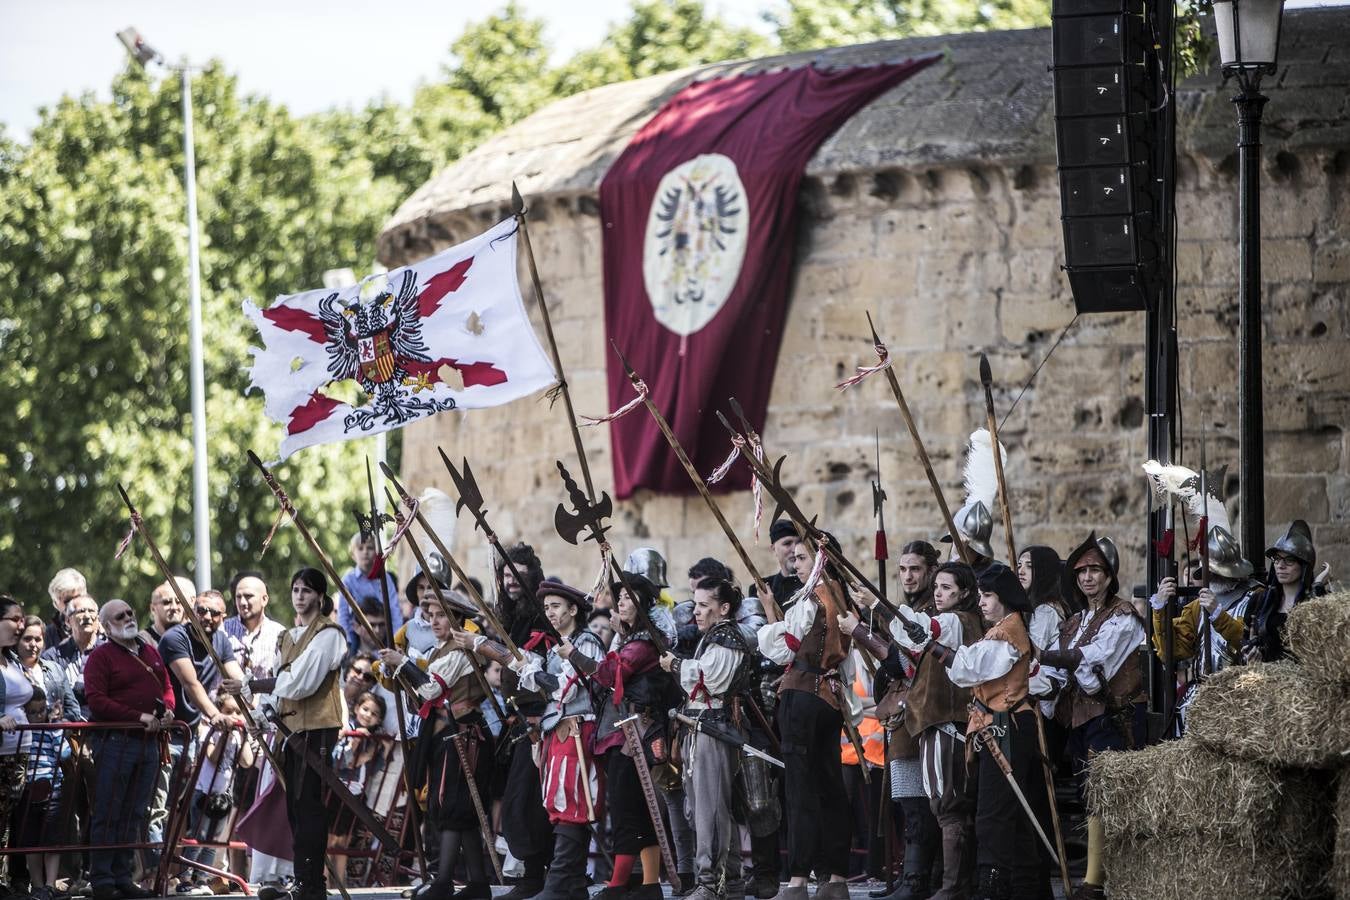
top-left (0, 0), bottom-right (767, 138)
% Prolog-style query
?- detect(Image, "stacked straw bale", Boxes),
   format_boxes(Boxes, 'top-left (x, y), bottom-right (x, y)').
top-left (1185, 661), bottom-right (1350, 768)
top-left (1089, 740), bottom-right (1333, 898)
top-left (1089, 592), bottom-right (1350, 900)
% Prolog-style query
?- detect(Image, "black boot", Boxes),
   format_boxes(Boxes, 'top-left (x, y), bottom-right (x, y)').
top-left (880, 824), bottom-right (936, 900)
top-left (412, 832), bottom-right (464, 900)
top-left (537, 825), bottom-right (590, 900)
top-left (499, 852), bottom-right (547, 900)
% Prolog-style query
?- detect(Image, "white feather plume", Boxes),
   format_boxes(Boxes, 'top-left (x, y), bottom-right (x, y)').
top-left (961, 429), bottom-right (1005, 512)
top-left (418, 487), bottom-right (458, 549)
top-left (1141, 460), bottom-right (1230, 535)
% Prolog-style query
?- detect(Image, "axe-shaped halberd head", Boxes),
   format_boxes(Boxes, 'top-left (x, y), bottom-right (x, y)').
top-left (554, 460), bottom-right (613, 546)
top-left (354, 509), bottom-right (393, 544)
top-left (441, 449), bottom-right (487, 524)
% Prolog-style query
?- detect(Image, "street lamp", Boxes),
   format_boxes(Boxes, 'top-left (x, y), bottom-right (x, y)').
top-left (1212, 0), bottom-right (1285, 566)
top-left (117, 27), bottom-right (213, 591)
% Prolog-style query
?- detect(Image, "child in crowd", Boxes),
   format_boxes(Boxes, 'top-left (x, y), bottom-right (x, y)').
top-left (18, 687), bottom-right (70, 900)
top-left (334, 691), bottom-right (388, 795)
top-left (179, 693), bottom-right (255, 895)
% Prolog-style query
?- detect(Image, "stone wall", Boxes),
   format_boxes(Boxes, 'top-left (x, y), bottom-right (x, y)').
top-left (385, 12), bottom-right (1350, 596)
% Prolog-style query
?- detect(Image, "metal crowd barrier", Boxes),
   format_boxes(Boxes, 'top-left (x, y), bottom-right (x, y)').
top-left (1, 721), bottom-right (195, 896)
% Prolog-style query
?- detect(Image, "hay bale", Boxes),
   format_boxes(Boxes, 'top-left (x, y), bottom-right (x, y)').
top-left (1186, 661), bottom-right (1350, 768)
top-left (1090, 740), bottom-right (1337, 898)
top-left (1286, 592), bottom-right (1350, 684)
top-left (1088, 739), bottom-right (1292, 839)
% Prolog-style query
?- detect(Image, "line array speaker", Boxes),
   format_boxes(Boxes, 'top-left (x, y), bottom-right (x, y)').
top-left (1052, 0), bottom-right (1167, 313)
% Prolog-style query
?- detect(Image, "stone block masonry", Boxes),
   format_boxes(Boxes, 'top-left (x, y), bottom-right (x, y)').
top-left (380, 10), bottom-right (1350, 597)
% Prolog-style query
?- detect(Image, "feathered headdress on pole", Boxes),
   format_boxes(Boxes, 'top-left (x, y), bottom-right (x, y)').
top-left (962, 428), bottom-right (1005, 515)
top-left (1141, 460), bottom-right (1231, 551)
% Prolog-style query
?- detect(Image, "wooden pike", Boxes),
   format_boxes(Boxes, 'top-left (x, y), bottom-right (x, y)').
top-left (362, 459), bottom-right (428, 882)
top-left (972, 359), bottom-right (1072, 894)
top-left (866, 312), bottom-right (972, 565)
top-left (513, 182), bottom-right (597, 502)
top-left (610, 343), bottom-right (781, 622)
top-left (378, 461), bottom-right (523, 661)
top-left (117, 482), bottom-right (357, 900)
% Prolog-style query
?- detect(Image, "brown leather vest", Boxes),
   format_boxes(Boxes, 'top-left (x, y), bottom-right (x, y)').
top-left (276, 615), bottom-right (344, 732)
top-left (967, 613), bottom-right (1031, 734)
top-left (779, 583), bottom-right (852, 710)
top-left (1054, 596), bottom-right (1144, 729)
top-left (905, 609), bottom-right (984, 736)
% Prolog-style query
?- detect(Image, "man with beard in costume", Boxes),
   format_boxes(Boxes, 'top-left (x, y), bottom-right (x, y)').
top-left (1149, 526), bottom-right (1261, 688)
top-left (840, 540), bottom-right (942, 900)
top-left (659, 578), bottom-right (759, 900)
top-left (474, 580), bottom-right (606, 900)
top-left (492, 544), bottom-right (554, 900)
top-left (753, 520), bottom-right (804, 612)
top-left (1037, 534), bottom-right (1145, 900)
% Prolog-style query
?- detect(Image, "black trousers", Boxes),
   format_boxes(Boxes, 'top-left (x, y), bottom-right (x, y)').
top-left (501, 735), bottom-right (553, 860)
top-left (282, 727), bottom-right (338, 891)
top-left (606, 749), bottom-right (657, 855)
top-left (974, 710), bottom-right (1044, 891)
top-left (778, 689), bottom-right (850, 879)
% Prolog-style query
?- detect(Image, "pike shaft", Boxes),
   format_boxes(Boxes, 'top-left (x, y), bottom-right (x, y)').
top-left (515, 202), bottom-right (596, 503)
top-left (626, 361), bottom-right (781, 622)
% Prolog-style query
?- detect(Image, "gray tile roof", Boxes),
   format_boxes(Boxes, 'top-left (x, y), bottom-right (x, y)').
top-left (379, 7), bottom-right (1350, 263)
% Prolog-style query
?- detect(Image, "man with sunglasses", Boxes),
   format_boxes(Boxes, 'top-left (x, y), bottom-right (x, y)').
top-left (158, 590), bottom-right (247, 732)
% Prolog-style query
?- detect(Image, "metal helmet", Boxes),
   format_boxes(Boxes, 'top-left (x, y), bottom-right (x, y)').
top-left (1266, 519), bottom-right (1315, 569)
top-left (424, 550), bottom-right (451, 588)
top-left (942, 501), bottom-right (994, 560)
top-left (1095, 535), bottom-right (1120, 577)
top-left (1207, 526), bottom-right (1254, 580)
top-left (624, 547), bottom-right (669, 588)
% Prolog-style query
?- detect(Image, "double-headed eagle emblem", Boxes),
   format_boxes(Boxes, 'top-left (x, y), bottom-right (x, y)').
top-left (317, 270), bottom-right (456, 432)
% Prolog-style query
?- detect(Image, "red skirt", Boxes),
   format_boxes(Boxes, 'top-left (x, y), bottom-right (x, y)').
top-left (538, 718), bottom-right (601, 825)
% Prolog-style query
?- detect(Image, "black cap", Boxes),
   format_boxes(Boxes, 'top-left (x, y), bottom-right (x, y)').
top-left (977, 562), bottom-right (1031, 613)
top-left (769, 519), bottom-right (797, 544)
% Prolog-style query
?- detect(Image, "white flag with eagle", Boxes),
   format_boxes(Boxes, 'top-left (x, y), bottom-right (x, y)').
top-left (244, 218), bottom-right (556, 460)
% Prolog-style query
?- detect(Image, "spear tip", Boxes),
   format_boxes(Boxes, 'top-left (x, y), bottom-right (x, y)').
top-left (979, 352), bottom-right (993, 389)
top-left (865, 310), bottom-right (881, 343)
top-left (511, 182), bottom-right (525, 216)
top-left (610, 341), bottom-right (637, 379)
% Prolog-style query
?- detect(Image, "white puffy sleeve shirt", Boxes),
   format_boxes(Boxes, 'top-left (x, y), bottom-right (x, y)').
top-left (272, 626), bottom-right (346, 701)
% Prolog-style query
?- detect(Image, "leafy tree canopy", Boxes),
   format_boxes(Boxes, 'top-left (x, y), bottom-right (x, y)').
top-left (4, 0), bottom-right (1194, 617)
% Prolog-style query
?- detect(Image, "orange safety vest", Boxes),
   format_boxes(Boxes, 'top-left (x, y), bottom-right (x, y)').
top-left (840, 665), bottom-right (886, 767)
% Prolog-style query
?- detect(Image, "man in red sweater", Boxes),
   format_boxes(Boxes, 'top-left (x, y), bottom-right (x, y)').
top-left (84, 599), bottom-right (176, 900)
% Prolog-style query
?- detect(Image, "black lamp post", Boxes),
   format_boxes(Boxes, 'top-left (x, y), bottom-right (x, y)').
top-left (1213, 0), bottom-right (1285, 565)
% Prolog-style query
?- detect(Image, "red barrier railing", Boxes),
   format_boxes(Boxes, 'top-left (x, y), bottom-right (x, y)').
top-left (1, 720), bottom-right (195, 896)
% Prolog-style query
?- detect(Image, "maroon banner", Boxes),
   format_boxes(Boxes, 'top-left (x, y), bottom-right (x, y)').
top-left (600, 57), bottom-right (938, 498)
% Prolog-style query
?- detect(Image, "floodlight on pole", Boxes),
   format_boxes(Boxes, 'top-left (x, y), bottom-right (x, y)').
top-left (117, 26), bottom-right (212, 592)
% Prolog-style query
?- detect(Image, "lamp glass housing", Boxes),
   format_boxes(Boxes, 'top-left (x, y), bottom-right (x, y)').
top-left (1213, 0), bottom-right (1286, 69)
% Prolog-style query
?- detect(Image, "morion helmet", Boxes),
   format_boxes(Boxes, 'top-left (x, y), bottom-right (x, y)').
top-left (942, 501), bottom-right (994, 560)
top-left (1208, 526), bottom-right (1254, 581)
top-left (1266, 519), bottom-right (1315, 569)
top-left (624, 547), bottom-right (670, 588)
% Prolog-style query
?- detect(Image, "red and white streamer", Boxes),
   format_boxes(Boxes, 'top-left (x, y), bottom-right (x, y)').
top-left (114, 512), bottom-right (142, 561)
top-left (749, 432), bottom-right (765, 544)
top-left (590, 544), bottom-right (613, 603)
top-left (835, 341), bottom-right (891, 390)
top-left (386, 497), bottom-right (420, 552)
top-left (260, 506), bottom-right (290, 558)
top-left (706, 445), bottom-right (740, 485)
top-left (581, 379), bottom-right (649, 426)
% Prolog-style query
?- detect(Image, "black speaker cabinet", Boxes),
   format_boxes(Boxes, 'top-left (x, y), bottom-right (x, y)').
top-left (1052, 0), bottom-right (1165, 313)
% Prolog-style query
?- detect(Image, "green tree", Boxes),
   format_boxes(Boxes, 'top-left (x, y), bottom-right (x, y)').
top-left (0, 63), bottom-right (399, 615)
top-left (555, 0), bottom-right (773, 96)
top-left (769, 0), bottom-right (1049, 51)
